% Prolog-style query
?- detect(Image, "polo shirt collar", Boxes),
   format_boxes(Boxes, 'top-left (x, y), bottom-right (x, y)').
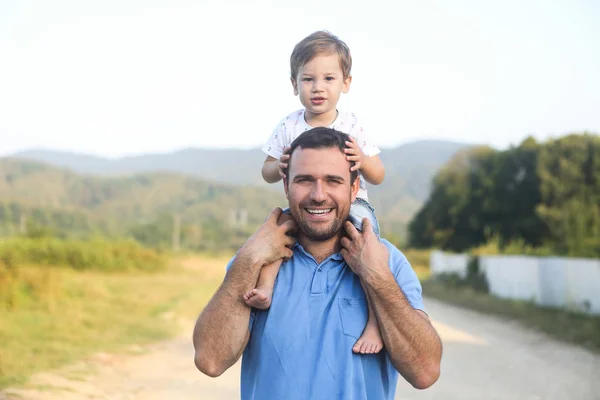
top-left (292, 242), bottom-right (344, 262)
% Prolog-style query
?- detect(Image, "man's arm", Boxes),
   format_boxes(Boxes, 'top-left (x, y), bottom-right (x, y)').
top-left (192, 251), bottom-right (262, 377)
top-left (340, 219), bottom-right (441, 389)
top-left (362, 268), bottom-right (441, 389)
top-left (193, 209), bottom-right (297, 377)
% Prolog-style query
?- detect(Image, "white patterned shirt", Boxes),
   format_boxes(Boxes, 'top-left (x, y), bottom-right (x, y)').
top-left (262, 109), bottom-right (381, 200)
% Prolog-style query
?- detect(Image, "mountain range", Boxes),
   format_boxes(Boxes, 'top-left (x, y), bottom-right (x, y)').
top-left (3, 139), bottom-right (470, 240)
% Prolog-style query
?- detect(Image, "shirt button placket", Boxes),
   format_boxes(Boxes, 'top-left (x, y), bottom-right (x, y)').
top-left (310, 265), bottom-right (326, 295)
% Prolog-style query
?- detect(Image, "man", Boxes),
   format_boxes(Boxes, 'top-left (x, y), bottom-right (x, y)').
top-left (193, 128), bottom-right (442, 399)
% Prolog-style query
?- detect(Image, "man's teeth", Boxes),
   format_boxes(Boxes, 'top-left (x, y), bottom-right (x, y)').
top-left (306, 209), bottom-right (332, 214)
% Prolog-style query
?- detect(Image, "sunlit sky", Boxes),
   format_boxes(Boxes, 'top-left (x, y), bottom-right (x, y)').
top-left (1, 0), bottom-right (599, 158)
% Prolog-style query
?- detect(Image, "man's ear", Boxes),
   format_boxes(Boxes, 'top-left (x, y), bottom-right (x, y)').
top-left (350, 175), bottom-right (360, 202)
top-left (283, 176), bottom-right (290, 199)
top-left (291, 78), bottom-right (298, 96)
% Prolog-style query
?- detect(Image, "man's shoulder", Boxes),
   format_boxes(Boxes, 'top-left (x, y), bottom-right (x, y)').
top-left (380, 238), bottom-right (403, 256)
top-left (380, 239), bottom-right (410, 274)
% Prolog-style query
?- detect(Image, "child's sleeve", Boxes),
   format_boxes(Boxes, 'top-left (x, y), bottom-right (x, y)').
top-left (261, 120), bottom-right (290, 160)
top-left (349, 114), bottom-right (381, 157)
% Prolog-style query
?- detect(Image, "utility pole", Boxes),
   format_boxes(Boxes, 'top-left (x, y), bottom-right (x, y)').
top-left (172, 213), bottom-right (181, 252)
top-left (19, 211), bottom-right (27, 235)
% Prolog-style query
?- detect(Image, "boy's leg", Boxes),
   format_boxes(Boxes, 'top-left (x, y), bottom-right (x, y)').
top-left (347, 198), bottom-right (380, 238)
top-left (243, 207), bottom-right (294, 310)
top-left (243, 259), bottom-right (282, 310)
top-left (353, 279), bottom-right (384, 354)
top-left (348, 198), bottom-right (383, 354)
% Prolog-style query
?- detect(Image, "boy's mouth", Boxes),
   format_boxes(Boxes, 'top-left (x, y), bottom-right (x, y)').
top-left (311, 97), bottom-right (326, 105)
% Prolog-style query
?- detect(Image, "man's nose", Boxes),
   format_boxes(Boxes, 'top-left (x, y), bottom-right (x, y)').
top-left (310, 181), bottom-right (327, 203)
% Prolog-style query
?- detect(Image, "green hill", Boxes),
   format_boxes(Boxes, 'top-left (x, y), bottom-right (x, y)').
top-left (10, 140), bottom-right (469, 238)
top-left (0, 158), bottom-right (285, 251)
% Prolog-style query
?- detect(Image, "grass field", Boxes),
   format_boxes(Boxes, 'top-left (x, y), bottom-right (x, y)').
top-left (0, 254), bottom-right (231, 388)
top-left (4, 246), bottom-right (596, 390)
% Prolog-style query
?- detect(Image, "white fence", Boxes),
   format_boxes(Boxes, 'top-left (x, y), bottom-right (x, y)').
top-left (430, 250), bottom-right (600, 315)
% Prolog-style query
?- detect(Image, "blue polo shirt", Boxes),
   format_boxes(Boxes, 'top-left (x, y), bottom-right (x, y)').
top-left (226, 239), bottom-right (425, 400)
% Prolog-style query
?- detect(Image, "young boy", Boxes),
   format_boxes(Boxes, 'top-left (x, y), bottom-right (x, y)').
top-left (243, 30), bottom-right (386, 354)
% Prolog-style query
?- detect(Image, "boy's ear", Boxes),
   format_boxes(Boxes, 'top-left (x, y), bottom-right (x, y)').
top-left (342, 75), bottom-right (352, 94)
top-left (291, 78), bottom-right (298, 96)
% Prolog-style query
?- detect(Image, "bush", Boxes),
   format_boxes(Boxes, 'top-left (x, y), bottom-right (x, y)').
top-left (0, 237), bottom-right (167, 272)
top-left (402, 248), bottom-right (431, 270)
top-left (465, 256), bottom-right (489, 293)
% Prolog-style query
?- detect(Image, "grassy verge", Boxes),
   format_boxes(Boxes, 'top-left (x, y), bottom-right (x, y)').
top-left (0, 254), bottom-right (230, 388)
top-left (422, 278), bottom-right (600, 353)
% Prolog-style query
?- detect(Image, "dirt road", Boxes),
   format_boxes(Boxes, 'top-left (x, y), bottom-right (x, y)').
top-left (4, 298), bottom-right (599, 400)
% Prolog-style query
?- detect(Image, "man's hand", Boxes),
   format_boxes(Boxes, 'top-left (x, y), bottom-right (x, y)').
top-left (277, 147), bottom-right (291, 179)
top-left (340, 218), bottom-right (389, 279)
top-left (344, 136), bottom-right (366, 172)
top-left (241, 208), bottom-right (297, 267)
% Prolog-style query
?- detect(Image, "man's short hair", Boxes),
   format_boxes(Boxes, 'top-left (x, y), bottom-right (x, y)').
top-left (285, 127), bottom-right (358, 184)
top-left (290, 31), bottom-right (352, 80)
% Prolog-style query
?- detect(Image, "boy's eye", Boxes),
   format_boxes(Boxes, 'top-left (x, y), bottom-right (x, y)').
top-left (302, 77), bottom-right (313, 82)
top-left (325, 76), bottom-right (335, 81)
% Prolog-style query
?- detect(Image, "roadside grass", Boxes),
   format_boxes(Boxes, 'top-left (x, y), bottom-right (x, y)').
top-left (0, 254), bottom-right (230, 388)
top-left (422, 277), bottom-right (600, 353)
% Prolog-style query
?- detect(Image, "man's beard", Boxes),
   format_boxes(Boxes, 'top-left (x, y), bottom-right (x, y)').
top-left (295, 204), bottom-right (349, 241)
top-left (298, 216), bottom-right (343, 241)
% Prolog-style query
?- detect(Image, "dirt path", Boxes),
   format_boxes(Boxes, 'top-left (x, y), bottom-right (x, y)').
top-left (3, 298), bottom-right (600, 400)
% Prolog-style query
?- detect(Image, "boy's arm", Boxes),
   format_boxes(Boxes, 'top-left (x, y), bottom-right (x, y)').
top-left (262, 156), bottom-right (283, 184)
top-left (345, 136), bottom-right (385, 185)
top-left (359, 154), bottom-right (385, 185)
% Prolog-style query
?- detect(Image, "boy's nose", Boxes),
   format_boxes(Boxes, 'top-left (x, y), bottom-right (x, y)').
top-left (312, 79), bottom-right (324, 92)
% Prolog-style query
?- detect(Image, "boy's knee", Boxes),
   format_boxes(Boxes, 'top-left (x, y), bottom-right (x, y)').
top-left (277, 209), bottom-right (295, 225)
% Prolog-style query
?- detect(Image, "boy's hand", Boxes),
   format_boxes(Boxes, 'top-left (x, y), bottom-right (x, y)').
top-left (344, 136), bottom-right (366, 172)
top-left (278, 147), bottom-right (291, 178)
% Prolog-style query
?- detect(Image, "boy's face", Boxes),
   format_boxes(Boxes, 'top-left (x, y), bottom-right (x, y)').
top-left (291, 53), bottom-right (352, 121)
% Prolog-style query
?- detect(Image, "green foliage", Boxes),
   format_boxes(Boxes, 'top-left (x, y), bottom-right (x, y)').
top-left (409, 133), bottom-right (600, 258)
top-left (536, 133), bottom-right (600, 257)
top-left (10, 140), bottom-right (470, 240)
top-left (0, 237), bottom-right (167, 272)
top-left (0, 159), bottom-right (286, 252)
top-left (465, 256), bottom-right (488, 292)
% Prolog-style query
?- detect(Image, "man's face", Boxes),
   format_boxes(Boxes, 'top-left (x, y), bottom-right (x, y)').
top-left (284, 146), bottom-right (359, 241)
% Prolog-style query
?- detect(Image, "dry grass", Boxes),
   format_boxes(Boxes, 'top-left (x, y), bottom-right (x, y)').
top-left (0, 254), bottom-right (231, 388)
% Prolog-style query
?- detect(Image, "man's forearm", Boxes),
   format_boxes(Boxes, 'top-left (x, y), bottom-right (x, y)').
top-left (193, 251), bottom-right (263, 377)
top-left (362, 268), bottom-right (442, 389)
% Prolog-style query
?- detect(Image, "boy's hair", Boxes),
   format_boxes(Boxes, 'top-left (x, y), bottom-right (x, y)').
top-left (286, 127), bottom-right (358, 184)
top-left (290, 31), bottom-right (352, 80)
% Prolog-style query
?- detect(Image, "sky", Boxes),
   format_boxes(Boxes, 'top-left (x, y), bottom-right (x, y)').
top-left (0, 0), bottom-right (599, 158)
